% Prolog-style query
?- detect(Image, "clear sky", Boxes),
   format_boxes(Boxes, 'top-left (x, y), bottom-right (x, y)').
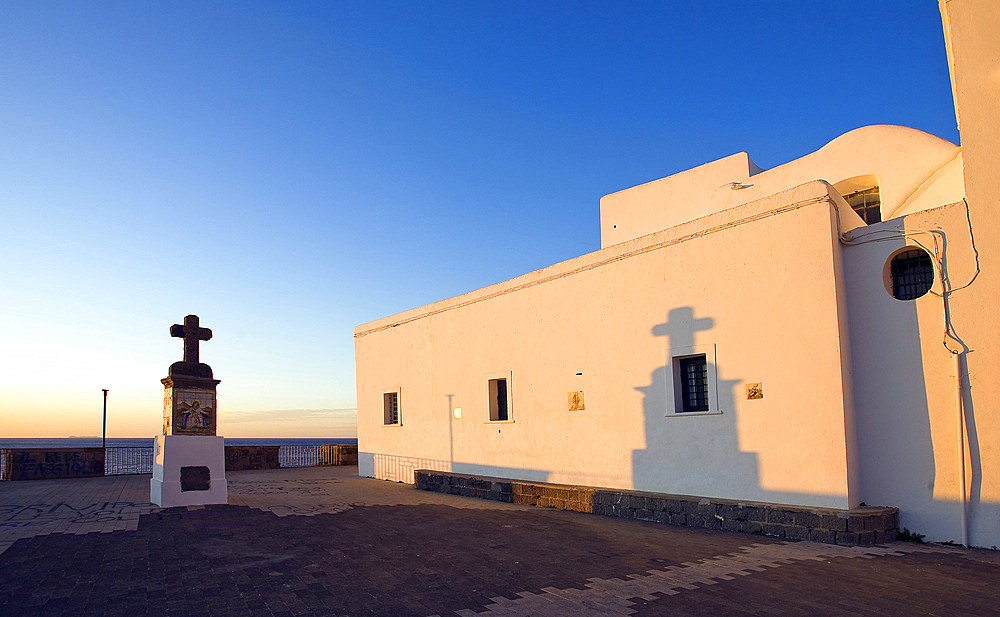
top-left (0, 2), bottom-right (959, 438)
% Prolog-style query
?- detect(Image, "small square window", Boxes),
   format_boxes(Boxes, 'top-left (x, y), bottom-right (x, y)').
top-left (383, 391), bottom-right (400, 425)
top-left (488, 378), bottom-right (509, 421)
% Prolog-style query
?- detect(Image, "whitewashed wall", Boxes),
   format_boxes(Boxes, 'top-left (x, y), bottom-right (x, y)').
top-left (937, 0), bottom-right (1000, 548)
top-left (843, 202), bottom-right (979, 544)
top-left (357, 181), bottom-right (858, 509)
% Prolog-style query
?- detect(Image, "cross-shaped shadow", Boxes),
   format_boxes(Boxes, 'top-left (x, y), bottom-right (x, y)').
top-left (634, 307), bottom-right (761, 500)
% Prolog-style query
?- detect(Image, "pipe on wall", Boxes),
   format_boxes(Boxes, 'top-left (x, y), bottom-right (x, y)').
top-left (955, 351), bottom-right (969, 547)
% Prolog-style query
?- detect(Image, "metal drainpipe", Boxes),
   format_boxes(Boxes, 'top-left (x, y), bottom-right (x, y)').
top-left (955, 352), bottom-right (969, 547)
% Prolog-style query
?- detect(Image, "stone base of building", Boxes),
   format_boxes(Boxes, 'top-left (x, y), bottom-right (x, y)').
top-left (150, 435), bottom-right (228, 507)
top-left (415, 470), bottom-right (899, 546)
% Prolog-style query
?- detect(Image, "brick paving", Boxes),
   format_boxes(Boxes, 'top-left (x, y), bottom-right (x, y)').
top-left (1, 467), bottom-right (998, 616)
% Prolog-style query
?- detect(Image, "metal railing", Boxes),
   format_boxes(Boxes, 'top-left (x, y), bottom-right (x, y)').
top-left (280, 444), bottom-right (323, 468)
top-left (105, 446), bottom-right (154, 475)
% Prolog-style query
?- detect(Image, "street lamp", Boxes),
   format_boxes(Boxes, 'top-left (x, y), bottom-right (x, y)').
top-left (102, 389), bottom-right (109, 448)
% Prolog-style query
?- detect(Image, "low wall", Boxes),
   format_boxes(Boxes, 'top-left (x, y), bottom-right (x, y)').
top-left (224, 446), bottom-right (280, 471)
top-left (321, 444), bottom-right (359, 466)
top-left (7, 448), bottom-right (106, 481)
top-left (1, 443), bottom-right (362, 479)
top-left (222, 444), bottom-right (358, 471)
top-left (415, 470), bottom-right (899, 546)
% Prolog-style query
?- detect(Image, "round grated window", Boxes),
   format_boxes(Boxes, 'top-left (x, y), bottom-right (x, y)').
top-left (888, 248), bottom-right (934, 300)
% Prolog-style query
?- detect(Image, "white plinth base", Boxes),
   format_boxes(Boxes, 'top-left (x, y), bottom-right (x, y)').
top-left (150, 434), bottom-right (228, 507)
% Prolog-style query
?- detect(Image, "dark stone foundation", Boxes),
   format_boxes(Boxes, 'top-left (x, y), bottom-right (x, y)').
top-left (415, 470), bottom-right (899, 546)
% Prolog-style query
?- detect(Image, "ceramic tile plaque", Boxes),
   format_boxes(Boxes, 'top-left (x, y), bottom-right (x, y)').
top-left (166, 388), bottom-right (217, 435)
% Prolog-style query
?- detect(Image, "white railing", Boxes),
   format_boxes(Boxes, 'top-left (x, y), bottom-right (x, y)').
top-left (105, 447), bottom-right (154, 475)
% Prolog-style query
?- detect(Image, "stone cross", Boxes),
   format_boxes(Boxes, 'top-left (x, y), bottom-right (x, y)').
top-left (170, 314), bottom-right (213, 364)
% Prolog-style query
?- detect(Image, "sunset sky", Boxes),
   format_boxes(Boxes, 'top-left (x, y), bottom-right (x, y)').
top-left (0, 2), bottom-right (959, 438)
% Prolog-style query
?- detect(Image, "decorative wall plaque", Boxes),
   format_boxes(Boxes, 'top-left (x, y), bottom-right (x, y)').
top-left (568, 391), bottom-right (585, 411)
top-left (746, 383), bottom-right (764, 400)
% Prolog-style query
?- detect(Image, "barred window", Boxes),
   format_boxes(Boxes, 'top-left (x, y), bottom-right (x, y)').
top-left (845, 187), bottom-right (881, 224)
top-left (383, 392), bottom-right (400, 425)
top-left (889, 249), bottom-right (934, 300)
top-left (678, 355), bottom-right (709, 412)
top-left (488, 378), bottom-right (509, 421)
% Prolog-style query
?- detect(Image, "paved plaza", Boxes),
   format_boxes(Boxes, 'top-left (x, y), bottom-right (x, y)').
top-left (2, 467), bottom-right (999, 616)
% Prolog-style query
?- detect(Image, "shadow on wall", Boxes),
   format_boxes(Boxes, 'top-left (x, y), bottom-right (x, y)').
top-left (365, 452), bottom-right (553, 486)
top-left (848, 233), bottom-right (936, 533)
top-left (960, 352), bottom-right (984, 542)
top-left (632, 307), bottom-right (765, 503)
top-left (633, 307), bottom-right (859, 508)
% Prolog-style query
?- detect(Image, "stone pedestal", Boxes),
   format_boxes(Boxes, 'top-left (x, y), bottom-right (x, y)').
top-left (150, 434), bottom-right (228, 507)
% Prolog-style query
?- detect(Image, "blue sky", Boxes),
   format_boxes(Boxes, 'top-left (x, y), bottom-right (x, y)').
top-left (0, 1), bottom-right (959, 437)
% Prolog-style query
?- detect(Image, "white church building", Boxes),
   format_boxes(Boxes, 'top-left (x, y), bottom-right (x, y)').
top-left (355, 0), bottom-right (1000, 548)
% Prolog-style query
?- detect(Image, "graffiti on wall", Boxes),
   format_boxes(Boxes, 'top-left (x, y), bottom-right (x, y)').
top-left (224, 446), bottom-right (280, 471)
top-left (10, 449), bottom-right (106, 481)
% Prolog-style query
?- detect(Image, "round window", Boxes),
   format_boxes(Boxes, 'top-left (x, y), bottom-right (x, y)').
top-left (885, 247), bottom-right (934, 300)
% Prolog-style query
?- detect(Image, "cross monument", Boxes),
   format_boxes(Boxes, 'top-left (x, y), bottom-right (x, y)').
top-left (151, 313), bottom-right (228, 507)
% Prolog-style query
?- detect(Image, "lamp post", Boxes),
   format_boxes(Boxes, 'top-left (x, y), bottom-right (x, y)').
top-left (102, 389), bottom-right (109, 448)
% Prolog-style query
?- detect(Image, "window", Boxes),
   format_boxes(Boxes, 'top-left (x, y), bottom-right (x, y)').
top-left (887, 248), bottom-right (934, 300)
top-left (845, 187), bottom-right (881, 224)
top-left (383, 391), bottom-right (400, 425)
top-left (678, 355), bottom-right (709, 412)
top-left (666, 344), bottom-right (720, 416)
top-left (488, 378), bottom-right (509, 421)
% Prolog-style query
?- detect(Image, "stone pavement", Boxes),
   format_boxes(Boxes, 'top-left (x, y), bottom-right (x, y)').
top-left (1, 467), bottom-right (999, 616)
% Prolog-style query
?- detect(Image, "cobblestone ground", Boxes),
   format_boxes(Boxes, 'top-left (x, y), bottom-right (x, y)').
top-left (1, 467), bottom-right (998, 616)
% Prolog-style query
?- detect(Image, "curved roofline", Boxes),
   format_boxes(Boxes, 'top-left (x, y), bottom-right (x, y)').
top-left (710, 124), bottom-right (962, 221)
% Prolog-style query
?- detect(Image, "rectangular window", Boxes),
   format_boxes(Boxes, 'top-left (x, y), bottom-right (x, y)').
top-left (383, 391), bottom-right (400, 425)
top-left (666, 344), bottom-right (720, 416)
top-left (678, 355), bottom-right (709, 412)
top-left (488, 378), bottom-right (509, 421)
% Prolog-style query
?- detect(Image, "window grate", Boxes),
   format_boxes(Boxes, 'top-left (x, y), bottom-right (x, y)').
top-left (489, 378), bottom-right (509, 421)
top-left (679, 356), bottom-right (709, 412)
top-left (890, 249), bottom-right (934, 300)
top-left (383, 392), bottom-right (399, 425)
top-left (846, 187), bottom-right (881, 224)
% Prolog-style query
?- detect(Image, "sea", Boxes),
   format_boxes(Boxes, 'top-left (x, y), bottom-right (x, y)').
top-left (0, 437), bottom-right (357, 449)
